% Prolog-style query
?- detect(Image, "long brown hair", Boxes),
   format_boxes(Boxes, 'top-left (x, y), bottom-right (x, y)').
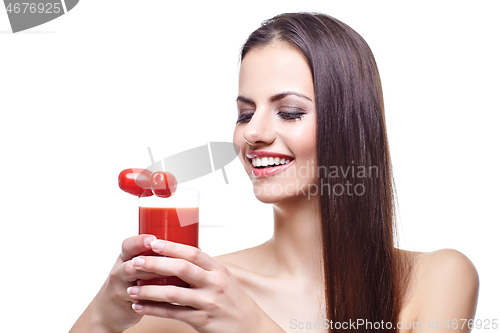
top-left (241, 12), bottom-right (409, 332)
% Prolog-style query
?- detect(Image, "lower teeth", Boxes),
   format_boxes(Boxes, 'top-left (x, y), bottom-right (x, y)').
top-left (255, 164), bottom-right (283, 169)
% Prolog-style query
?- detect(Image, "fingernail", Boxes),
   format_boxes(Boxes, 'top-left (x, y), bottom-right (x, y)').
top-left (132, 257), bottom-right (145, 267)
top-left (127, 286), bottom-right (139, 295)
top-left (132, 303), bottom-right (143, 311)
top-left (144, 236), bottom-right (156, 248)
top-left (150, 240), bottom-right (163, 251)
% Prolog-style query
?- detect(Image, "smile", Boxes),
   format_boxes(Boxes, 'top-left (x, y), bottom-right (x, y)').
top-left (246, 151), bottom-right (295, 177)
top-left (251, 157), bottom-right (290, 168)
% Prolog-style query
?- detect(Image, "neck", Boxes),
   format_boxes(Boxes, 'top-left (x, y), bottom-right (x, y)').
top-left (265, 194), bottom-right (324, 282)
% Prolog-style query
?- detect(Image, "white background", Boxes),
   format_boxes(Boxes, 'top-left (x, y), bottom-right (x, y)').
top-left (1, 1), bottom-right (498, 331)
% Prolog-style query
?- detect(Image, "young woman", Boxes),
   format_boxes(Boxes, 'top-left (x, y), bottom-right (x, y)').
top-left (70, 12), bottom-right (479, 333)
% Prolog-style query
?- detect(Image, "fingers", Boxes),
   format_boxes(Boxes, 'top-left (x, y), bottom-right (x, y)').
top-left (131, 256), bottom-right (208, 287)
top-left (121, 234), bottom-right (157, 262)
top-left (131, 301), bottom-right (198, 324)
top-left (128, 285), bottom-right (204, 309)
top-left (149, 240), bottom-right (217, 271)
top-left (121, 259), bottom-right (166, 283)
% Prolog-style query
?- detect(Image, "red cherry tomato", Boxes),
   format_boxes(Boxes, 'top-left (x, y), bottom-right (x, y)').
top-left (118, 168), bottom-right (154, 197)
top-left (149, 171), bottom-right (177, 198)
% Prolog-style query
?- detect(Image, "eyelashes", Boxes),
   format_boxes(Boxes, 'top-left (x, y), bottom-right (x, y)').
top-left (236, 113), bottom-right (253, 124)
top-left (236, 108), bottom-right (306, 124)
top-left (279, 111), bottom-right (306, 121)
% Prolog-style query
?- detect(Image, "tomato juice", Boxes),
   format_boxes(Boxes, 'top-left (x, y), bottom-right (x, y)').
top-left (138, 206), bottom-right (199, 287)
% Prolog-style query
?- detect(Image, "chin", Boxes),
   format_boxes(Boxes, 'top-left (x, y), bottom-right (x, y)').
top-left (251, 182), bottom-right (286, 204)
top-left (251, 180), bottom-right (314, 204)
top-left (253, 192), bottom-right (282, 204)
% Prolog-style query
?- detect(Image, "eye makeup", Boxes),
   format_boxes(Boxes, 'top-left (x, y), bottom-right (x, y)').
top-left (235, 92), bottom-right (312, 124)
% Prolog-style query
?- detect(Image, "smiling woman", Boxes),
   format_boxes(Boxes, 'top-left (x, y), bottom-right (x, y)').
top-left (69, 12), bottom-right (479, 333)
top-left (231, 14), bottom-right (411, 330)
top-left (234, 42), bottom-right (317, 203)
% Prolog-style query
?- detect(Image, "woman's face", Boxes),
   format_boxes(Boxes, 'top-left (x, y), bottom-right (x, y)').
top-left (233, 43), bottom-right (317, 204)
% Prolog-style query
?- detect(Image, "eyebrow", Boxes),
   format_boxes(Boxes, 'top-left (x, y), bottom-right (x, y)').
top-left (236, 91), bottom-right (313, 105)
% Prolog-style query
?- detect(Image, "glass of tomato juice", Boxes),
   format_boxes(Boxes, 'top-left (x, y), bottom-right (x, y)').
top-left (137, 188), bottom-right (199, 287)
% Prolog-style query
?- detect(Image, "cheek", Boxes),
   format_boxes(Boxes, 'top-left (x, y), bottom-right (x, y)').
top-left (287, 127), bottom-right (316, 161)
top-left (304, 123), bottom-right (317, 161)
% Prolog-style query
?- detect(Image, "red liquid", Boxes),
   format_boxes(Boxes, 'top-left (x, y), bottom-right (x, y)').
top-left (138, 207), bottom-right (199, 287)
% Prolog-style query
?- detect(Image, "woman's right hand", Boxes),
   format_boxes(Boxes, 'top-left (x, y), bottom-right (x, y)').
top-left (70, 234), bottom-right (159, 333)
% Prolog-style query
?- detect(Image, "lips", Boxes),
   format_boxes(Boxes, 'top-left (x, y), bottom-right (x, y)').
top-left (246, 150), bottom-right (295, 177)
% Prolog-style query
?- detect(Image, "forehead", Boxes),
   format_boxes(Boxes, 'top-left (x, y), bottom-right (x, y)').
top-left (238, 43), bottom-right (314, 101)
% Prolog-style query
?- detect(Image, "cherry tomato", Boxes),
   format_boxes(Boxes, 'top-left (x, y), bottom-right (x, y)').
top-left (149, 171), bottom-right (177, 198)
top-left (118, 168), bottom-right (154, 197)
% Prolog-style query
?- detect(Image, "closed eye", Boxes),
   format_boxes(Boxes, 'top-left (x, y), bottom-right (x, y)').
top-left (278, 111), bottom-right (306, 121)
top-left (278, 106), bottom-right (306, 121)
top-left (236, 112), bottom-right (254, 124)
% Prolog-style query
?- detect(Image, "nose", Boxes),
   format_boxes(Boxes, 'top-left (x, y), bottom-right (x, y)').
top-left (242, 109), bottom-right (276, 146)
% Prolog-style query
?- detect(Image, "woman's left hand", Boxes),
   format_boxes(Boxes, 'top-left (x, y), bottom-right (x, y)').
top-left (127, 239), bottom-right (285, 333)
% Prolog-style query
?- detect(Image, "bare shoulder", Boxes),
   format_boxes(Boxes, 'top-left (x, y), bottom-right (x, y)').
top-left (400, 248), bottom-right (480, 332)
top-left (214, 242), bottom-right (282, 299)
top-left (412, 249), bottom-right (479, 292)
top-left (214, 248), bottom-right (250, 268)
top-left (214, 240), bottom-right (271, 272)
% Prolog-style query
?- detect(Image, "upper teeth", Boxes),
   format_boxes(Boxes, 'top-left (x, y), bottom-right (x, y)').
top-left (252, 157), bottom-right (290, 167)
